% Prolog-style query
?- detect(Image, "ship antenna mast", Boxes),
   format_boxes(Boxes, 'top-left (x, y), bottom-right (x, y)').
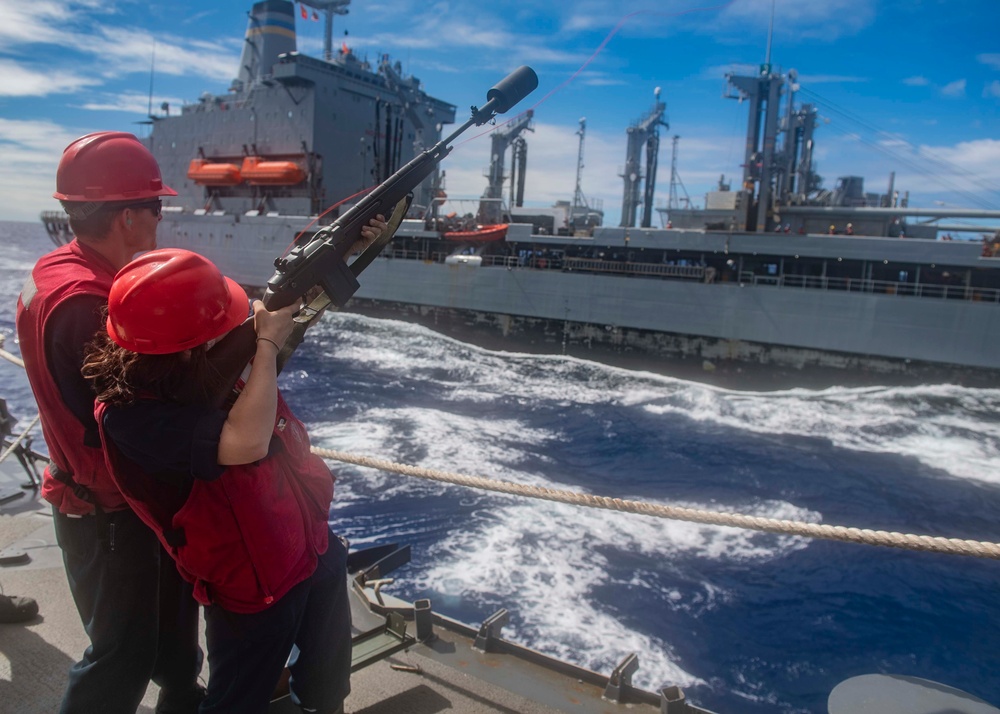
top-left (572, 117), bottom-right (588, 221)
top-left (764, 0), bottom-right (775, 67)
top-left (669, 135), bottom-right (679, 209)
top-left (299, 1), bottom-right (351, 61)
top-left (147, 42), bottom-right (155, 121)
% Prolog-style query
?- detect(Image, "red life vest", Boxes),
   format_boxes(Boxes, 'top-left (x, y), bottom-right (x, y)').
top-left (15, 239), bottom-right (127, 514)
top-left (96, 392), bottom-right (334, 614)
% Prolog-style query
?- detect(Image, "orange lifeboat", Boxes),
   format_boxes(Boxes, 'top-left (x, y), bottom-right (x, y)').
top-left (240, 156), bottom-right (306, 186)
top-left (187, 159), bottom-right (242, 186)
top-left (443, 224), bottom-right (509, 242)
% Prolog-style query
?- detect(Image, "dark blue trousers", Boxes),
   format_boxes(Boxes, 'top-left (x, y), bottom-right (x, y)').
top-left (54, 507), bottom-right (204, 714)
top-left (201, 532), bottom-right (352, 714)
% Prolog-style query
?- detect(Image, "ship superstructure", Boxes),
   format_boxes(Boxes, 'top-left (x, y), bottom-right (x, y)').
top-left (156, 0), bottom-right (455, 221)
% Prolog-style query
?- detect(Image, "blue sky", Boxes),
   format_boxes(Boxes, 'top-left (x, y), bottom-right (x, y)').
top-left (1, 0), bottom-right (998, 228)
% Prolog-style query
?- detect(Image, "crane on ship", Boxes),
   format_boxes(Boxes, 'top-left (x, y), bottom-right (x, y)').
top-left (479, 109), bottom-right (534, 224)
top-left (620, 88), bottom-right (668, 228)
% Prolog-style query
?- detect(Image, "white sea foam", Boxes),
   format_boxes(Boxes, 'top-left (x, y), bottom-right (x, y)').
top-left (320, 312), bottom-right (1000, 486)
top-left (308, 318), bottom-right (828, 689)
top-left (299, 313), bottom-right (1000, 691)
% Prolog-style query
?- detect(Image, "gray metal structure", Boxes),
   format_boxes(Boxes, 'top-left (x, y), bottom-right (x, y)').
top-left (620, 88), bottom-right (668, 228)
top-left (481, 109), bottom-right (534, 223)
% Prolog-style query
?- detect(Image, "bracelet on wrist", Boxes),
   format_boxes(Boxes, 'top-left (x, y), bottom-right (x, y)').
top-left (257, 337), bottom-right (281, 351)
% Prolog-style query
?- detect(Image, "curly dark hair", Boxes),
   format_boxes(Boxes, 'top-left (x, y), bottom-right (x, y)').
top-left (83, 329), bottom-right (230, 407)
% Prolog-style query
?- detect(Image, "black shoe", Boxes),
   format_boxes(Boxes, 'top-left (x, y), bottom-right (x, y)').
top-left (0, 593), bottom-right (38, 623)
top-left (155, 684), bottom-right (207, 714)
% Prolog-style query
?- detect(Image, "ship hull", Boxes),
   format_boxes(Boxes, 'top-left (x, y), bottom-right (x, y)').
top-left (154, 212), bottom-right (1000, 386)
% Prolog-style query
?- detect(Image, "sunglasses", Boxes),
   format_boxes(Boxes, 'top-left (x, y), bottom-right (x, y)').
top-left (123, 199), bottom-right (163, 217)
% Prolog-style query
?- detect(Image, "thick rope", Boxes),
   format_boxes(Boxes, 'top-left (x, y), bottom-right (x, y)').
top-left (0, 346), bottom-right (24, 368)
top-left (312, 447), bottom-right (1000, 560)
top-left (4, 336), bottom-right (996, 559)
top-left (0, 414), bottom-right (40, 465)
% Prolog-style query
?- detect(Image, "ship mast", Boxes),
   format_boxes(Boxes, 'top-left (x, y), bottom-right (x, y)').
top-left (724, 0), bottom-right (786, 232)
top-left (299, 0), bottom-right (351, 61)
top-left (668, 135), bottom-right (680, 209)
top-left (571, 118), bottom-right (588, 225)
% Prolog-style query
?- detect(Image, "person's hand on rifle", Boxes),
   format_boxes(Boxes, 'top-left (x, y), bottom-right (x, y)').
top-left (346, 214), bottom-right (387, 259)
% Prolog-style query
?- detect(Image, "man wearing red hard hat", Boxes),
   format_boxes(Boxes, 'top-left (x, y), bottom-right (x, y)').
top-left (16, 132), bottom-right (205, 713)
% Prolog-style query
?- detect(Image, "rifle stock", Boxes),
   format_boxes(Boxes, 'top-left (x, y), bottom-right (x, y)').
top-left (204, 65), bottom-right (539, 409)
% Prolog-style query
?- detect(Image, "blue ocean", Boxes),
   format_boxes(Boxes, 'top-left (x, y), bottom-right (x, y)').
top-left (3, 220), bottom-right (998, 714)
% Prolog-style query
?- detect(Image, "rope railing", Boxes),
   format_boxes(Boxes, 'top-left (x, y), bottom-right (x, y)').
top-left (311, 447), bottom-right (1000, 560)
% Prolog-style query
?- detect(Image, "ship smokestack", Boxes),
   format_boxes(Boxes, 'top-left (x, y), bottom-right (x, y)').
top-left (236, 0), bottom-right (297, 89)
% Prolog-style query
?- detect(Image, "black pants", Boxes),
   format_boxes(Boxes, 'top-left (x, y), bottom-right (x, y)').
top-left (201, 531), bottom-right (352, 714)
top-left (54, 507), bottom-right (204, 714)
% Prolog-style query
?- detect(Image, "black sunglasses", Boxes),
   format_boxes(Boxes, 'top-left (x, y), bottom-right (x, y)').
top-left (123, 199), bottom-right (163, 217)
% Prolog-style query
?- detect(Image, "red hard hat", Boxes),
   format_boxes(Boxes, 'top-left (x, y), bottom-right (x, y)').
top-left (54, 131), bottom-right (177, 202)
top-left (107, 249), bottom-right (249, 355)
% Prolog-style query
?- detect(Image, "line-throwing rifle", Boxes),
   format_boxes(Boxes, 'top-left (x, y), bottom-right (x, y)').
top-left (205, 65), bottom-right (539, 408)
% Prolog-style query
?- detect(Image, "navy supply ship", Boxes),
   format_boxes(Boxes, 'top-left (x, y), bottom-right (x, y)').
top-left (40, 0), bottom-right (1000, 387)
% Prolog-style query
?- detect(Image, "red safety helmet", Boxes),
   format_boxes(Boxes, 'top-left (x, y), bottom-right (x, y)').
top-left (107, 249), bottom-right (250, 355)
top-left (53, 131), bottom-right (177, 202)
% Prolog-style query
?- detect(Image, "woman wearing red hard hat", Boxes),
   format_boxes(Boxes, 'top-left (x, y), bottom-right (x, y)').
top-left (84, 248), bottom-right (352, 714)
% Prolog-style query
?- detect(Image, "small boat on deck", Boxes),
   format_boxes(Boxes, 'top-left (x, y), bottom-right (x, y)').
top-left (443, 223), bottom-right (508, 242)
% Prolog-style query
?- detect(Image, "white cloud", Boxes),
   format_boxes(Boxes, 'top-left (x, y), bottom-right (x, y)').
top-left (0, 118), bottom-right (84, 222)
top-left (0, 1), bottom-right (237, 86)
top-left (978, 53), bottom-right (1000, 70)
top-left (75, 91), bottom-right (190, 116)
top-left (903, 76), bottom-right (929, 86)
top-left (0, 59), bottom-right (100, 97)
top-left (714, 0), bottom-right (875, 40)
top-left (73, 27), bottom-right (237, 83)
top-left (796, 74), bottom-right (867, 84)
top-left (0, 0), bottom-right (90, 47)
top-left (984, 80), bottom-right (1000, 99)
top-left (940, 79), bottom-right (966, 97)
top-left (918, 139), bottom-right (1000, 179)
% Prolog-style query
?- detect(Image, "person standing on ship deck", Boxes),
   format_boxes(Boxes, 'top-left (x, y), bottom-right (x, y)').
top-left (15, 132), bottom-right (205, 713)
top-left (83, 246), bottom-right (384, 714)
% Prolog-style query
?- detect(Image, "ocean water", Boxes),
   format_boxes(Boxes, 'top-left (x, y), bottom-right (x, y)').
top-left (2, 220), bottom-right (998, 714)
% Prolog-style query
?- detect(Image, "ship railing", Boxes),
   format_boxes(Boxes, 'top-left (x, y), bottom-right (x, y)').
top-left (40, 210), bottom-right (72, 249)
top-left (743, 273), bottom-right (1000, 303)
top-left (382, 247), bottom-right (1000, 302)
top-left (385, 248), bottom-right (426, 261)
top-left (481, 255), bottom-right (520, 268)
top-left (386, 250), bottom-right (520, 269)
top-left (563, 258), bottom-right (705, 280)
